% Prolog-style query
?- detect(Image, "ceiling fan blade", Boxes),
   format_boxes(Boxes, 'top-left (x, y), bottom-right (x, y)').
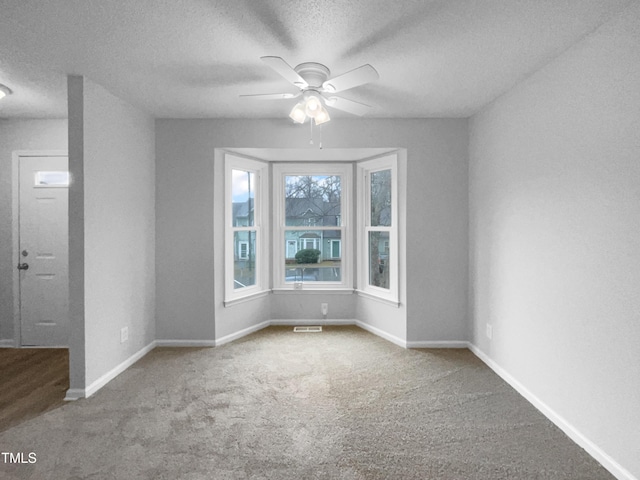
top-left (322, 64), bottom-right (379, 93)
top-left (260, 56), bottom-right (308, 88)
top-left (239, 92), bottom-right (301, 100)
top-left (324, 96), bottom-right (373, 116)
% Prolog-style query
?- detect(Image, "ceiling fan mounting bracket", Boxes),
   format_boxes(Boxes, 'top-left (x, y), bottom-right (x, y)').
top-left (294, 62), bottom-right (330, 88)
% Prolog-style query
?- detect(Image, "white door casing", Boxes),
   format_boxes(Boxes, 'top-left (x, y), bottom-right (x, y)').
top-left (18, 155), bottom-right (70, 346)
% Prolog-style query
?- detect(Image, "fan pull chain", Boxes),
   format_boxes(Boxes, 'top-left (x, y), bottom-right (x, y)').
top-left (309, 120), bottom-right (314, 145)
top-left (319, 124), bottom-right (323, 149)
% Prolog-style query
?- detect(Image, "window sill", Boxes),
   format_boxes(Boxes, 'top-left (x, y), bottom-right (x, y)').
top-left (272, 288), bottom-right (355, 295)
top-left (356, 289), bottom-right (400, 307)
top-left (224, 289), bottom-right (271, 307)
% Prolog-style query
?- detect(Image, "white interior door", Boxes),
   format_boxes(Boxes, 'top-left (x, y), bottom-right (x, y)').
top-left (19, 155), bottom-right (69, 346)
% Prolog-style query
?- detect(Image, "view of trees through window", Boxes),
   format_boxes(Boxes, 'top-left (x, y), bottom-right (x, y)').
top-left (369, 169), bottom-right (392, 289)
top-left (227, 155), bottom-right (397, 301)
top-left (232, 169), bottom-right (256, 289)
top-left (284, 175), bottom-right (342, 282)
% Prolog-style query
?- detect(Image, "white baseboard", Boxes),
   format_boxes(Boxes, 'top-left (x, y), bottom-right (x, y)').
top-left (56, 324), bottom-right (636, 479)
top-left (215, 320), bottom-right (271, 347)
top-left (63, 389), bottom-right (84, 401)
top-left (355, 320), bottom-right (407, 348)
top-left (468, 343), bottom-right (637, 480)
top-left (0, 339), bottom-right (15, 348)
top-left (155, 339), bottom-right (216, 347)
top-left (406, 340), bottom-right (469, 349)
top-left (65, 341), bottom-right (157, 401)
top-left (270, 319), bottom-right (357, 326)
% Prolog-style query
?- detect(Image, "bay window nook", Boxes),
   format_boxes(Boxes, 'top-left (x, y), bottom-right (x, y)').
top-left (224, 151), bottom-right (399, 304)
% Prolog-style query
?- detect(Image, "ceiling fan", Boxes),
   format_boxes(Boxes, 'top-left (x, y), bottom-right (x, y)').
top-left (240, 56), bottom-right (379, 125)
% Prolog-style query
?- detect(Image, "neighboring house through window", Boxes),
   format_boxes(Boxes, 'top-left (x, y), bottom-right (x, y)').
top-left (273, 163), bottom-right (352, 290)
top-left (224, 154), bottom-right (269, 304)
top-left (225, 152), bottom-right (399, 304)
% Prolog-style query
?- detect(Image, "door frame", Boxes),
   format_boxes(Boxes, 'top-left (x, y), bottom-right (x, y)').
top-left (12, 150), bottom-right (69, 348)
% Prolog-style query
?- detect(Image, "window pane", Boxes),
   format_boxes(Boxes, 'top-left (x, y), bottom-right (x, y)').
top-left (284, 230), bottom-right (341, 282)
top-left (285, 175), bottom-right (341, 227)
top-left (232, 169), bottom-right (255, 227)
top-left (234, 231), bottom-right (256, 289)
top-left (370, 169), bottom-right (391, 226)
top-left (35, 171), bottom-right (70, 187)
top-left (369, 231), bottom-right (390, 289)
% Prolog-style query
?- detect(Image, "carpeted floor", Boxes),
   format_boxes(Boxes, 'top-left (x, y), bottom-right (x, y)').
top-left (0, 326), bottom-right (614, 479)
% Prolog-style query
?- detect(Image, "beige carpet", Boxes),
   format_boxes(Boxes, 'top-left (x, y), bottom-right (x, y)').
top-left (0, 326), bottom-right (614, 479)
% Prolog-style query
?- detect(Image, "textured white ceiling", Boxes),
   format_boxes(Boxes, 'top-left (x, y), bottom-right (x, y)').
top-left (0, 0), bottom-right (633, 119)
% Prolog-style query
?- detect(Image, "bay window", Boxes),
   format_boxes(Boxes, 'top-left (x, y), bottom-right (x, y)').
top-left (224, 152), bottom-right (399, 304)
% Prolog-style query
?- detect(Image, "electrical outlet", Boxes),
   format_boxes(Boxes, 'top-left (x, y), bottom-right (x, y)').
top-left (321, 303), bottom-right (328, 316)
top-left (120, 326), bottom-right (129, 343)
top-left (486, 324), bottom-right (493, 340)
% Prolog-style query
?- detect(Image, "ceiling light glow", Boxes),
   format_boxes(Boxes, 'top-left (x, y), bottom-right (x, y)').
top-left (314, 106), bottom-right (330, 125)
top-left (289, 102), bottom-right (306, 123)
top-left (290, 92), bottom-right (331, 125)
top-left (304, 94), bottom-right (322, 118)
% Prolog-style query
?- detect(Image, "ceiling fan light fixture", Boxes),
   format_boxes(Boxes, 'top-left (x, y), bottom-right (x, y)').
top-left (304, 93), bottom-right (322, 118)
top-left (0, 84), bottom-right (12, 100)
top-left (314, 106), bottom-right (330, 125)
top-left (289, 102), bottom-right (306, 124)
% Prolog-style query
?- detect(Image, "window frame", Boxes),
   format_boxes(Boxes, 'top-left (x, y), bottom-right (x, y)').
top-left (272, 162), bottom-right (353, 292)
top-left (357, 154), bottom-right (399, 304)
top-left (224, 154), bottom-right (269, 304)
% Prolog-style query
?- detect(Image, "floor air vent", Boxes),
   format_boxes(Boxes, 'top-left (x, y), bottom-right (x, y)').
top-left (293, 326), bottom-right (323, 333)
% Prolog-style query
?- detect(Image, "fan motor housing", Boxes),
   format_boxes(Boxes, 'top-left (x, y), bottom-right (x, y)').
top-left (294, 62), bottom-right (330, 88)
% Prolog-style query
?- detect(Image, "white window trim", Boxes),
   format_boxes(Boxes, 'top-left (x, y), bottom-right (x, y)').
top-left (224, 154), bottom-right (269, 304)
top-left (272, 163), bottom-right (353, 291)
top-left (357, 154), bottom-right (399, 304)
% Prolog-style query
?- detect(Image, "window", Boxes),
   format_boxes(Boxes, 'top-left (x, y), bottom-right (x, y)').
top-left (225, 155), bottom-right (269, 303)
top-left (35, 171), bottom-right (70, 187)
top-left (358, 154), bottom-right (398, 304)
top-left (273, 163), bottom-right (353, 290)
top-left (225, 152), bottom-right (399, 303)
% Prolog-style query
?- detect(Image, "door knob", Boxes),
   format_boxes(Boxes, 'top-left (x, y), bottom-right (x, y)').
top-left (17, 263), bottom-right (29, 270)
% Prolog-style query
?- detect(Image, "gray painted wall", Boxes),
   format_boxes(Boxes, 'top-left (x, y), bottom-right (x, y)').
top-left (68, 76), bottom-right (156, 388)
top-left (155, 119), bottom-right (468, 343)
top-left (469, 2), bottom-right (640, 477)
top-left (0, 119), bottom-right (68, 341)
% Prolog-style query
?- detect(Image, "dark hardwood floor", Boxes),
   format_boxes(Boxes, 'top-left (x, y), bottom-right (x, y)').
top-left (0, 348), bottom-right (69, 432)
